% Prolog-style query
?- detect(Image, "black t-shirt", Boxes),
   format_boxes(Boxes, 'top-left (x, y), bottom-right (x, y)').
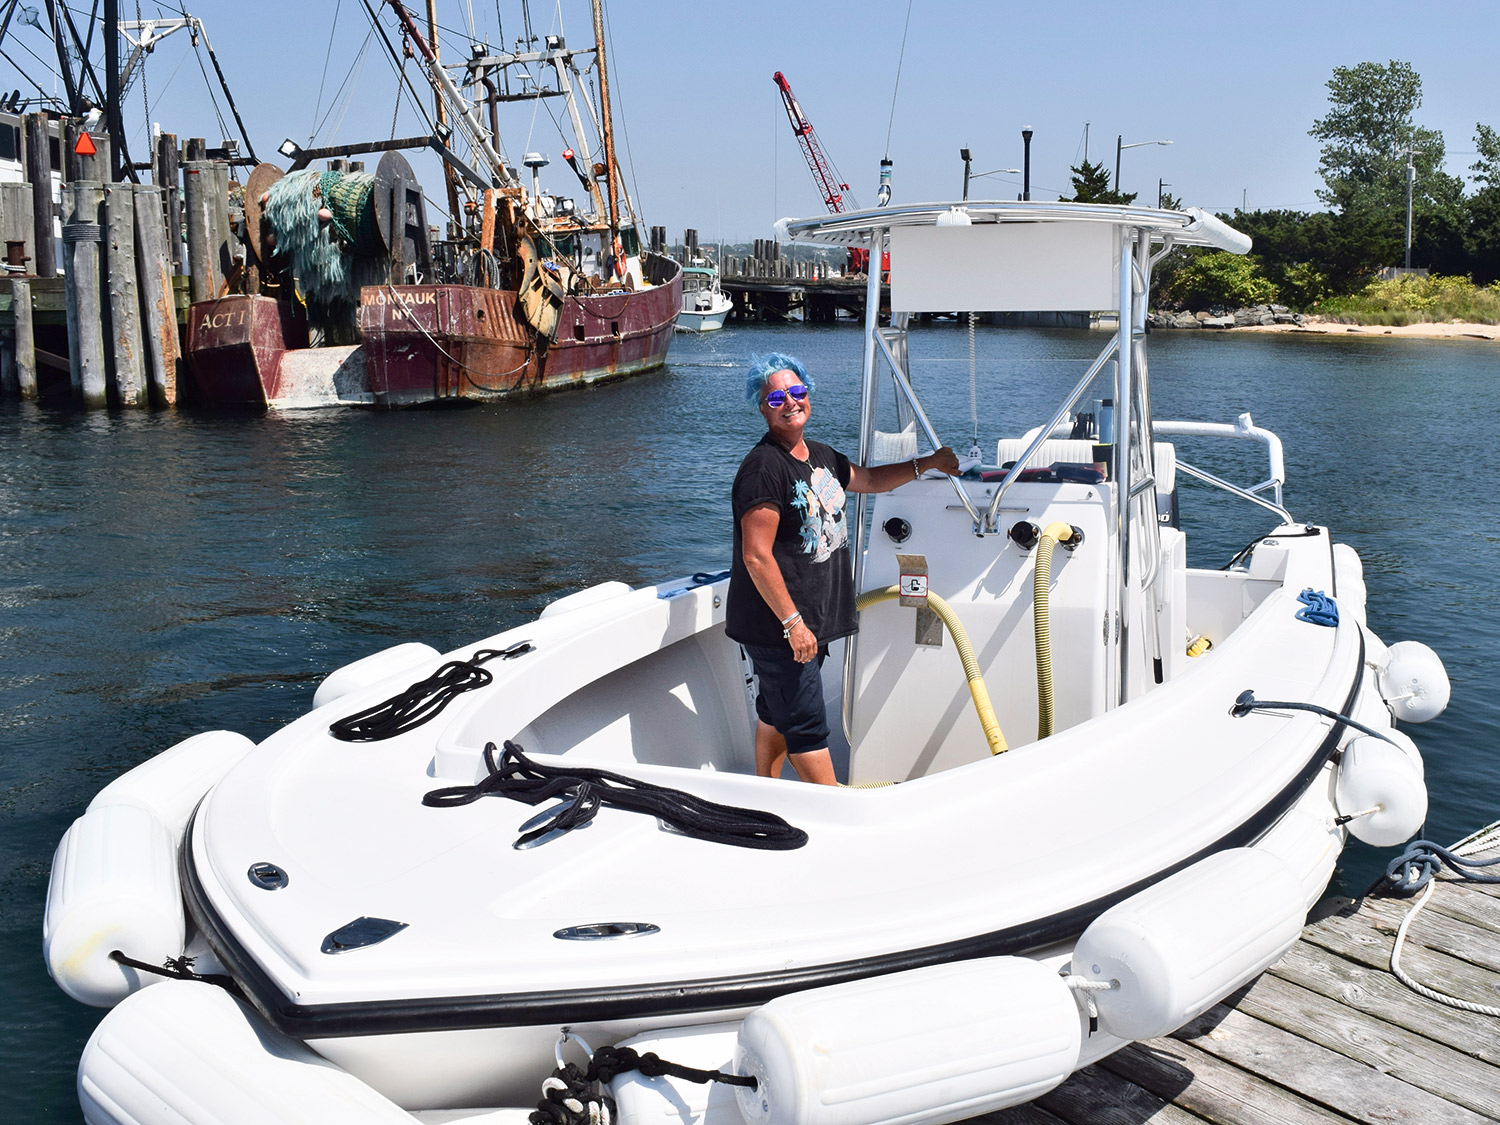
top-left (726, 435), bottom-right (857, 647)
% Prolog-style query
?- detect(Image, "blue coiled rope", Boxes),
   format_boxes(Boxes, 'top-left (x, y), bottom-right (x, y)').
top-left (1295, 588), bottom-right (1339, 627)
top-left (1384, 838), bottom-right (1500, 895)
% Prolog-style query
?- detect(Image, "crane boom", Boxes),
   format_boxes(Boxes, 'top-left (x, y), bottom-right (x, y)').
top-left (773, 71), bottom-right (852, 214)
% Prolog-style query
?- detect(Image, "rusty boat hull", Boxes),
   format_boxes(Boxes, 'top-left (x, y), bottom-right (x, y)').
top-left (357, 254), bottom-right (682, 407)
top-left (185, 295), bottom-right (310, 407)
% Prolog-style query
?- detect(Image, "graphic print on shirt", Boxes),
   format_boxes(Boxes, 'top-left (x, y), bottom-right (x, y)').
top-left (793, 466), bottom-right (848, 562)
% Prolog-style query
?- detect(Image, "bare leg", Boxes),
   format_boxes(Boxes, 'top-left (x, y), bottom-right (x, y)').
top-left (787, 748), bottom-right (838, 786)
top-left (755, 720), bottom-right (788, 779)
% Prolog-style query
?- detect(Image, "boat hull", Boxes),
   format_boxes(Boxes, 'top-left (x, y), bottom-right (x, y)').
top-left (184, 295), bottom-right (309, 407)
top-left (358, 256), bottom-right (681, 407)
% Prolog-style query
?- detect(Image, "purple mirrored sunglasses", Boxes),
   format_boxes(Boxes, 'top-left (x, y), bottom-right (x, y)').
top-left (764, 384), bottom-right (809, 408)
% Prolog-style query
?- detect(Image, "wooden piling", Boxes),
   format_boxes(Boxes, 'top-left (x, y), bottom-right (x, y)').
top-left (132, 184), bottom-right (178, 405)
top-left (184, 137), bottom-right (207, 163)
top-left (63, 118), bottom-right (83, 183)
top-left (183, 161), bottom-right (220, 303)
top-left (104, 184), bottom-right (147, 406)
top-left (9, 276), bottom-right (36, 399)
top-left (209, 162), bottom-right (235, 287)
top-left (63, 181), bottom-right (107, 406)
top-left (0, 181), bottom-right (34, 270)
top-left (23, 112), bottom-right (55, 277)
top-left (154, 132), bottom-right (182, 272)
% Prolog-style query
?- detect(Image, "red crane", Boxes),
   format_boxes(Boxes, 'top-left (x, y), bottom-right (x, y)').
top-left (772, 71), bottom-right (873, 274)
top-left (773, 71), bottom-right (853, 215)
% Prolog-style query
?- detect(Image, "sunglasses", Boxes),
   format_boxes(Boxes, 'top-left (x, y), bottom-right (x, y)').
top-left (764, 384), bottom-right (809, 408)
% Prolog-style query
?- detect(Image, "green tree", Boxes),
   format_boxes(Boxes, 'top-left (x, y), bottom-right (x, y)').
top-left (1467, 123), bottom-right (1500, 284)
top-left (1160, 251), bottom-right (1278, 309)
top-left (1308, 60), bottom-right (1461, 271)
top-left (1058, 159), bottom-right (1136, 205)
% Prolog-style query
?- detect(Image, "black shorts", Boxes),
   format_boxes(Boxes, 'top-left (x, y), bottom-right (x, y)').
top-left (744, 643), bottom-right (830, 755)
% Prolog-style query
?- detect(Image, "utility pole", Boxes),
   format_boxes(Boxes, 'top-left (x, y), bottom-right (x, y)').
top-left (1402, 146), bottom-right (1418, 270)
top-left (1158, 179), bottom-right (1169, 208)
top-left (960, 147), bottom-right (971, 201)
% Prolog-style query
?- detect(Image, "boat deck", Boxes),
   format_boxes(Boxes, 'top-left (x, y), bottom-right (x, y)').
top-left (985, 831), bottom-right (1500, 1125)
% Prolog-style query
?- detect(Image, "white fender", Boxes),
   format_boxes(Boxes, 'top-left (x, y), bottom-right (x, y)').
top-left (88, 729), bottom-right (255, 844)
top-left (734, 956), bottom-right (1081, 1125)
top-left (44, 803), bottom-right (184, 1007)
top-left (78, 980), bottom-right (417, 1124)
top-left (1336, 734), bottom-right (1428, 846)
top-left (314, 642), bottom-right (443, 709)
top-left (1376, 640), bottom-right (1450, 723)
top-left (1331, 543), bottom-right (1367, 626)
top-left (610, 1023), bottom-right (743, 1125)
top-left (1072, 848), bottom-right (1306, 1042)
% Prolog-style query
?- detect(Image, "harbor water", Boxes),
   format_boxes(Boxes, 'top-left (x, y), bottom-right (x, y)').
top-left (3, 324), bottom-right (1497, 1117)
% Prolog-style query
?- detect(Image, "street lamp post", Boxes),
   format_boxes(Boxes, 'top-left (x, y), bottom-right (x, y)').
top-left (1022, 128), bottom-right (1033, 201)
top-left (1115, 135), bottom-right (1172, 193)
top-left (961, 148), bottom-right (1019, 200)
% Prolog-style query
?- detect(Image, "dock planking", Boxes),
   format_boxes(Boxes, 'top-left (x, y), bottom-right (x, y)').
top-left (976, 832), bottom-right (1500, 1124)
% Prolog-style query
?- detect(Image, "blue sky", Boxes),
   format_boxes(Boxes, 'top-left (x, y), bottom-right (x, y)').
top-left (6, 1), bottom-right (1496, 240)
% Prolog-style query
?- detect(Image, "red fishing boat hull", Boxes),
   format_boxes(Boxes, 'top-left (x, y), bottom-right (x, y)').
top-left (358, 255), bottom-right (682, 407)
top-left (185, 295), bottom-right (309, 407)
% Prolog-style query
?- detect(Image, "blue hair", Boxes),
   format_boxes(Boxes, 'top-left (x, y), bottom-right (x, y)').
top-left (744, 352), bottom-right (814, 407)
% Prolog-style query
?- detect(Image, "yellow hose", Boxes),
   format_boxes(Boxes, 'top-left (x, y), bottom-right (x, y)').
top-left (1034, 521), bottom-right (1077, 740)
top-left (855, 586), bottom-right (1008, 754)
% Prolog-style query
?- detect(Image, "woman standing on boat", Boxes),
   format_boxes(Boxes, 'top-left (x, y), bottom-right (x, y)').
top-left (727, 353), bottom-right (959, 785)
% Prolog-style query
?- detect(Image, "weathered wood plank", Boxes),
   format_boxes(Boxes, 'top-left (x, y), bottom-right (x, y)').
top-left (1269, 941), bottom-right (1500, 1066)
top-left (1302, 900), bottom-right (1500, 1004)
top-left (1172, 1003), bottom-right (1489, 1124)
top-left (968, 1100), bottom-right (1072, 1125)
top-left (1098, 1038), bottom-right (1354, 1125)
top-left (1401, 881), bottom-right (1500, 936)
top-left (1356, 894), bottom-right (1500, 973)
top-left (1035, 1061), bottom-right (1208, 1124)
top-left (1230, 971), bottom-right (1500, 1118)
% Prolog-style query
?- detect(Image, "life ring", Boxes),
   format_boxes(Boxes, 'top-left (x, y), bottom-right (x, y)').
top-left (613, 234), bottom-right (626, 279)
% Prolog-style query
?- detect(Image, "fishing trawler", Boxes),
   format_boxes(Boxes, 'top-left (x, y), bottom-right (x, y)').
top-left (185, 0), bottom-right (679, 408)
top-left (47, 201), bottom-right (1450, 1124)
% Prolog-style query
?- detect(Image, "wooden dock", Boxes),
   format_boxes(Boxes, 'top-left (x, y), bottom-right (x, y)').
top-left (987, 833), bottom-right (1500, 1124)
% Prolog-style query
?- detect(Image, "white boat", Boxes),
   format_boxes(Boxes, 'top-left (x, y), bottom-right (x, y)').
top-left (677, 264), bottom-right (733, 331)
top-left (45, 201), bottom-right (1451, 1125)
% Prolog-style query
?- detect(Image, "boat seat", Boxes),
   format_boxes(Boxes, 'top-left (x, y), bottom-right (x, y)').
top-left (994, 438), bottom-right (1176, 495)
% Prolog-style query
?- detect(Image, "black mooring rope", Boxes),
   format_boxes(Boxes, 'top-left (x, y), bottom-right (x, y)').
top-left (109, 950), bottom-right (243, 996)
top-left (329, 642), bottom-right (533, 742)
top-left (1229, 689), bottom-right (1397, 746)
top-left (424, 740), bottom-right (809, 850)
top-left (531, 1045), bottom-right (754, 1125)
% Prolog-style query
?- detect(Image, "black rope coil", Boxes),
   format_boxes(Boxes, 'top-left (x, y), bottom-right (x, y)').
top-left (329, 642), bottom-right (533, 742)
top-left (531, 1045), bottom-right (754, 1125)
top-left (424, 740), bottom-right (809, 850)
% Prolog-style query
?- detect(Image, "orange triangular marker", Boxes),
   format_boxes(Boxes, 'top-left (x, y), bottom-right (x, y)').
top-left (74, 130), bottom-right (97, 156)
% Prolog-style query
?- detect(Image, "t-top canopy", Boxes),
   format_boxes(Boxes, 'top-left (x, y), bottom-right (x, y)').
top-left (775, 202), bottom-right (1250, 315)
top-left (775, 201), bottom-right (1251, 254)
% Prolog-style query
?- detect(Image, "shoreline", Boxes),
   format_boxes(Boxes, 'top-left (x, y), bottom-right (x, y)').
top-left (1233, 316), bottom-right (1499, 341)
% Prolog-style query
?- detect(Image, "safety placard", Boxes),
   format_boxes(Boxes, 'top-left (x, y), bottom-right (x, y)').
top-left (900, 573), bottom-right (928, 599)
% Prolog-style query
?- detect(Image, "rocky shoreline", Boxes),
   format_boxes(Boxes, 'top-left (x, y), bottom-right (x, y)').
top-left (1148, 305), bottom-right (1499, 341)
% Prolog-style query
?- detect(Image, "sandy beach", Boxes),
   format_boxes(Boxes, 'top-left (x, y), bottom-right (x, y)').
top-left (1237, 317), bottom-right (1499, 341)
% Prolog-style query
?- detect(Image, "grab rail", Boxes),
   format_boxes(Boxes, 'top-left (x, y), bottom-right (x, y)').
top-left (1153, 414), bottom-right (1286, 509)
top-left (983, 335), bottom-right (1120, 532)
top-left (874, 328), bottom-right (985, 533)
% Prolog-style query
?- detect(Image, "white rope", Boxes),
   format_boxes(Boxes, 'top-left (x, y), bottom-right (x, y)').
top-left (1389, 817), bottom-right (1500, 1018)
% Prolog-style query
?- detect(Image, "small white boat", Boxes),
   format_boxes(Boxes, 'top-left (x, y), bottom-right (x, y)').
top-left (45, 201), bottom-right (1451, 1125)
top-left (677, 264), bottom-right (733, 331)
